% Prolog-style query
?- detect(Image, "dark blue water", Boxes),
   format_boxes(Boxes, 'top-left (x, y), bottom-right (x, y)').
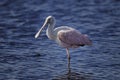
top-left (0, 0), bottom-right (120, 80)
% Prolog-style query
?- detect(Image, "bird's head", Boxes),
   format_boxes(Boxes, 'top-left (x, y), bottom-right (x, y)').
top-left (46, 16), bottom-right (55, 24)
top-left (35, 16), bottom-right (55, 38)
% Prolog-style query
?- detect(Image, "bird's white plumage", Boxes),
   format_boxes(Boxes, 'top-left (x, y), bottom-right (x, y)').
top-left (35, 16), bottom-right (92, 64)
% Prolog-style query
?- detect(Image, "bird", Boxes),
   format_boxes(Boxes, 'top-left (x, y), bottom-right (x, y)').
top-left (35, 16), bottom-right (92, 66)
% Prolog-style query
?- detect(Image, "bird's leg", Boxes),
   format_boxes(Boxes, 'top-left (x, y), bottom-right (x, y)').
top-left (66, 48), bottom-right (70, 60)
top-left (66, 48), bottom-right (71, 73)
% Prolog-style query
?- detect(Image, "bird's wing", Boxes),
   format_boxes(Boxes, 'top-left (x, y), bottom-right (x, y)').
top-left (58, 29), bottom-right (92, 46)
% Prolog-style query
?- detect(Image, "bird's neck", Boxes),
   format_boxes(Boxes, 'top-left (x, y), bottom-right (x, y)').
top-left (46, 22), bottom-right (56, 40)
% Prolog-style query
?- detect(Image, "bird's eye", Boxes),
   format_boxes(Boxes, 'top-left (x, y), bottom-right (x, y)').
top-left (48, 18), bottom-right (54, 23)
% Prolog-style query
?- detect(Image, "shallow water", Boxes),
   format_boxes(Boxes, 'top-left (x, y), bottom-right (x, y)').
top-left (0, 0), bottom-right (120, 80)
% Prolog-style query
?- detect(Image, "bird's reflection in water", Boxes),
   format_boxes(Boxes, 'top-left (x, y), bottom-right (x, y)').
top-left (53, 60), bottom-right (91, 80)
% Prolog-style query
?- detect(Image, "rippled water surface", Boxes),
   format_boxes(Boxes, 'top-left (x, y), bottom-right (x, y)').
top-left (0, 0), bottom-right (120, 80)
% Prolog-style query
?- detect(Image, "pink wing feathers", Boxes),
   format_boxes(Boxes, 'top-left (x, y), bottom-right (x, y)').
top-left (58, 29), bottom-right (92, 48)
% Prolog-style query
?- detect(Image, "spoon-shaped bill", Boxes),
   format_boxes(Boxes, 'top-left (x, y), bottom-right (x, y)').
top-left (35, 20), bottom-right (48, 38)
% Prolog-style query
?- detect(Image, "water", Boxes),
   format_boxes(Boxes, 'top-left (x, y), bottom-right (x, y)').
top-left (0, 0), bottom-right (120, 80)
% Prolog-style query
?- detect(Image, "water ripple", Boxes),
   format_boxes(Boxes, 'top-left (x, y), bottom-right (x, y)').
top-left (0, 0), bottom-right (120, 80)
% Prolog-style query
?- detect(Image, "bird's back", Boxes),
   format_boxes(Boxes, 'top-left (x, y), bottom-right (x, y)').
top-left (56, 26), bottom-right (92, 48)
top-left (54, 26), bottom-right (74, 33)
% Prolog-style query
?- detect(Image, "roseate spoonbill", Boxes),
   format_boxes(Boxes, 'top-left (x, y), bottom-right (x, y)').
top-left (35, 16), bottom-right (92, 64)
